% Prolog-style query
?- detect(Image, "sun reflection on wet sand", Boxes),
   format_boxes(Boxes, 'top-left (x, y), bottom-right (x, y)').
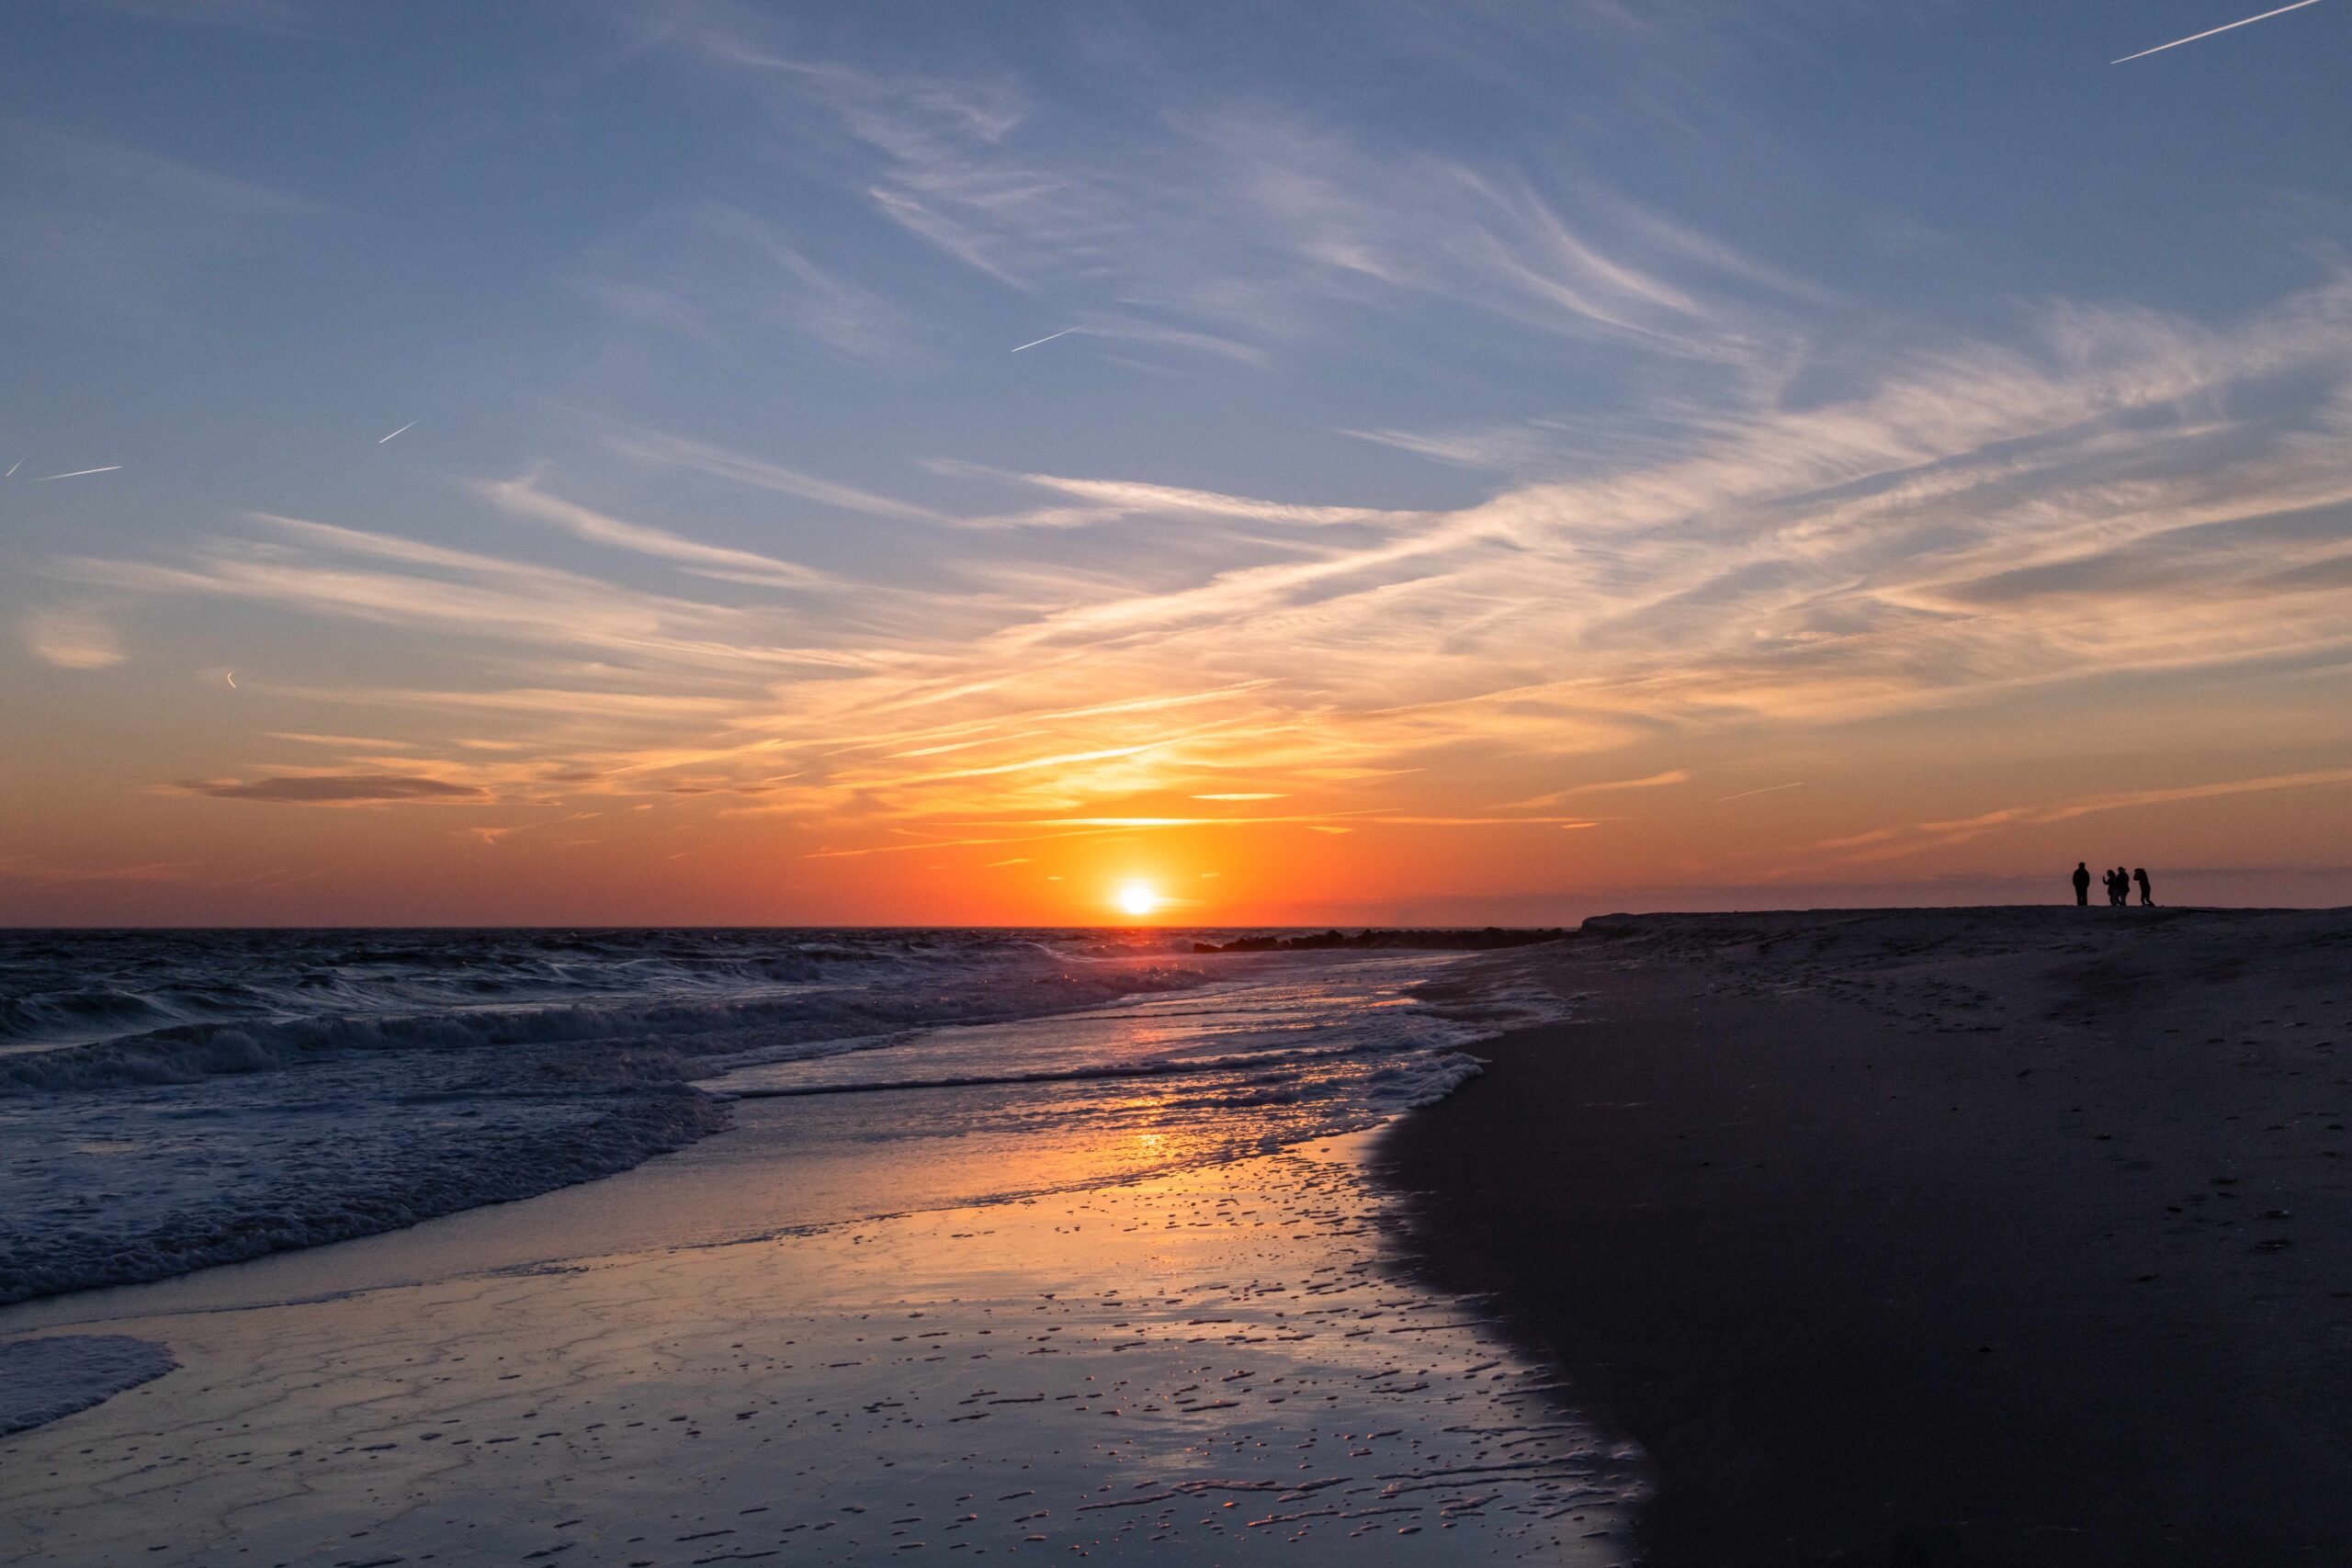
top-left (0, 1135), bottom-right (1644, 1565)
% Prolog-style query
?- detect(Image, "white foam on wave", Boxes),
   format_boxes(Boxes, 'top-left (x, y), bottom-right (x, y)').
top-left (0, 931), bottom-right (1574, 1307)
top-left (0, 1083), bottom-right (727, 1306)
top-left (699, 948), bottom-right (1571, 1201)
top-left (0, 932), bottom-right (1248, 1305)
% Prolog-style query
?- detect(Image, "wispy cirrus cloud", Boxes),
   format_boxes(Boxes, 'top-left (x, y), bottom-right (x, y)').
top-left (572, 201), bottom-right (919, 362)
top-left (19, 608), bottom-right (125, 669)
top-left (1494, 770), bottom-right (1690, 809)
top-left (634, 6), bottom-right (1811, 385)
top-left (54, 510), bottom-right (876, 682)
top-left (604, 426), bottom-right (950, 524)
top-left (47, 260), bottom-right (2352, 855)
top-left (478, 470), bottom-right (836, 589)
top-left (928, 461), bottom-right (1413, 530)
top-left (170, 773), bottom-right (491, 805)
top-left (1807, 768), bottom-right (2352, 868)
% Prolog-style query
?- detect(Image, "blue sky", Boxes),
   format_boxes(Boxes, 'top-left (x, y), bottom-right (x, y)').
top-left (6, 0), bottom-right (2352, 923)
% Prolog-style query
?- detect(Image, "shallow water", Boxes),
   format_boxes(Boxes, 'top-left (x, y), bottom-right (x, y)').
top-left (0, 930), bottom-right (1536, 1303)
top-left (0, 1134), bottom-right (1644, 1566)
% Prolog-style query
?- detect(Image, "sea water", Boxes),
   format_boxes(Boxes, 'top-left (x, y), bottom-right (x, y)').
top-left (0, 929), bottom-right (1558, 1304)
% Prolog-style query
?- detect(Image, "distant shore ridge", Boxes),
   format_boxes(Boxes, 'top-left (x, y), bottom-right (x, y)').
top-left (1192, 927), bottom-right (1566, 953)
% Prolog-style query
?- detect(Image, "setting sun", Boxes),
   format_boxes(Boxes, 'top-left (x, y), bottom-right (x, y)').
top-left (1114, 880), bottom-right (1164, 919)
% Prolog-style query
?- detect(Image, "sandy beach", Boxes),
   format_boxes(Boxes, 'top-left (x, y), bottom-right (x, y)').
top-left (1379, 907), bottom-right (2352, 1565)
top-left (8, 908), bottom-right (2350, 1566)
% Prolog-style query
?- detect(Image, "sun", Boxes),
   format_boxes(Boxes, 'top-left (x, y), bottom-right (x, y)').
top-left (1114, 880), bottom-right (1164, 919)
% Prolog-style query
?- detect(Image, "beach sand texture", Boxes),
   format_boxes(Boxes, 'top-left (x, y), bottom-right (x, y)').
top-left (0, 1129), bottom-right (1643, 1566)
top-left (1380, 906), bottom-right (2352, 1566)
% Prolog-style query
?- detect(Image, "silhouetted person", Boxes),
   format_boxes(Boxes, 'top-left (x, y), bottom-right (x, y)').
top-left (2112, 867), bottom-right (2131, 907)
top-left (2073, 862), bottom-right (2091, 906)
top-left (2134, 866), bottom-right (2154, 907)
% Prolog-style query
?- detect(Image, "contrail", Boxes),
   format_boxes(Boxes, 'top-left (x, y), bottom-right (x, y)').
top-left (29, 465), bottom-right (122, 482)
top-left (224, 671), bottom-right (237, 689)
top-left (2113, 0), bottom-right (2327, 62)
top-left (1716, 781), bottom-right (1806, 804)
top-left (378, 420), bottom-right (418, 444)
top-left (1012, 327), bottom-right (1082, 353)
top-left (4, 459), bottom-right (20, 479)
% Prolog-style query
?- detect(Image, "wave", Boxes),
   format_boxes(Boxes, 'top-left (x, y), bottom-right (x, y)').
top-left (0, 1086), bottom-right (726, 1306)
top-left (0, 931), bottom-right (1570, 1307)
top-left (0, 955), bottom-right (1216, 1097)
top-left (0, 927), bottom-right (1206, 1054)
top-left (718, 1035), bottom-right (1453, 1101)
top-left (715, 1034), bottom-right (1486, 1109)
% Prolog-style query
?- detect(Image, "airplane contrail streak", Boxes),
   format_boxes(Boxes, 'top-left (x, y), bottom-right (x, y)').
top-left (1716, 781), bottom-right (1806, 804)
top-left (5, 459), bottom-right (20, 479)
top-left (1011, 327), bottom-right (1081, 353)
top-left (29, 465), bottom-right (122, 482)
top-left (224, 671), bottom-right (237, 689)
top-left (2113, 0), bottom-right (2327, 62)
top-left (379, 420), bottom-right (418, 444)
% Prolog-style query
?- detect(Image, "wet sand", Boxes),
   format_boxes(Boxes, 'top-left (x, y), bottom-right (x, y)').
top-left (1375, 907), bottom-right (2352, 1566)
top-left (0, 1126), bottom-right (1643, 1566)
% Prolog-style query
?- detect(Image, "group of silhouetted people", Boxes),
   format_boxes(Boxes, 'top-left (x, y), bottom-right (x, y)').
top-left (2072, 862), bottom-right (2153, 908)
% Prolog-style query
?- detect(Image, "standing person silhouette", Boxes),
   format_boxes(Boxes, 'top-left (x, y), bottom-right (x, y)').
top-left (2073, 862), bottom-right (2091, 906)
top-left (2134, 867), bottom-right (2154, 907)
top-left (2112, 867), bottom-right (2130, 906)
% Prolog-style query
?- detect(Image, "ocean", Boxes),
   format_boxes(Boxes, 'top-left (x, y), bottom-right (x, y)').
top-left (0, 928), bottom-right (1564, 1305)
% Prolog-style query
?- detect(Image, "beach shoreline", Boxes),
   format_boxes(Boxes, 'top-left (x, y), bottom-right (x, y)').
top-left (1, 939), bottom-right (1643, 1565)
top-left (0, 930), bottom-right (1494, 1307)
top-left (0, 1130), bottom-right (1646, 1565)
top-left (1373, 907), bottom-right (2352, 1566)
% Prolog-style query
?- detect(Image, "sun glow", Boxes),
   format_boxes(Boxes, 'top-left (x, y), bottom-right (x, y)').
top-left (1114, 880), bottom-right (1164, 918)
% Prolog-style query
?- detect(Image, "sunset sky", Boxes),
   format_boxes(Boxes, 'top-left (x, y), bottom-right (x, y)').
top-left (6, 0), bottom-right (2352, 925)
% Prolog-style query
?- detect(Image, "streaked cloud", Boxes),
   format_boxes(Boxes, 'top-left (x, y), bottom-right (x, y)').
top-left (1808, 768), bottom-right (2352, 869)
top-left (573, 201), bottom-right (917, 361)
top-left (172, 773), bottom-right (492, 805)
top-left (996, 471), bottom-right (1408, 527)
top-left (19, 608), bottom-right (124, 670)
top-left (605, 427), bottom-right (949, 524)
top-left (478, 471), bottom-right (835, 589)
top-left (1496, 770), bottom-right (1689, 808)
